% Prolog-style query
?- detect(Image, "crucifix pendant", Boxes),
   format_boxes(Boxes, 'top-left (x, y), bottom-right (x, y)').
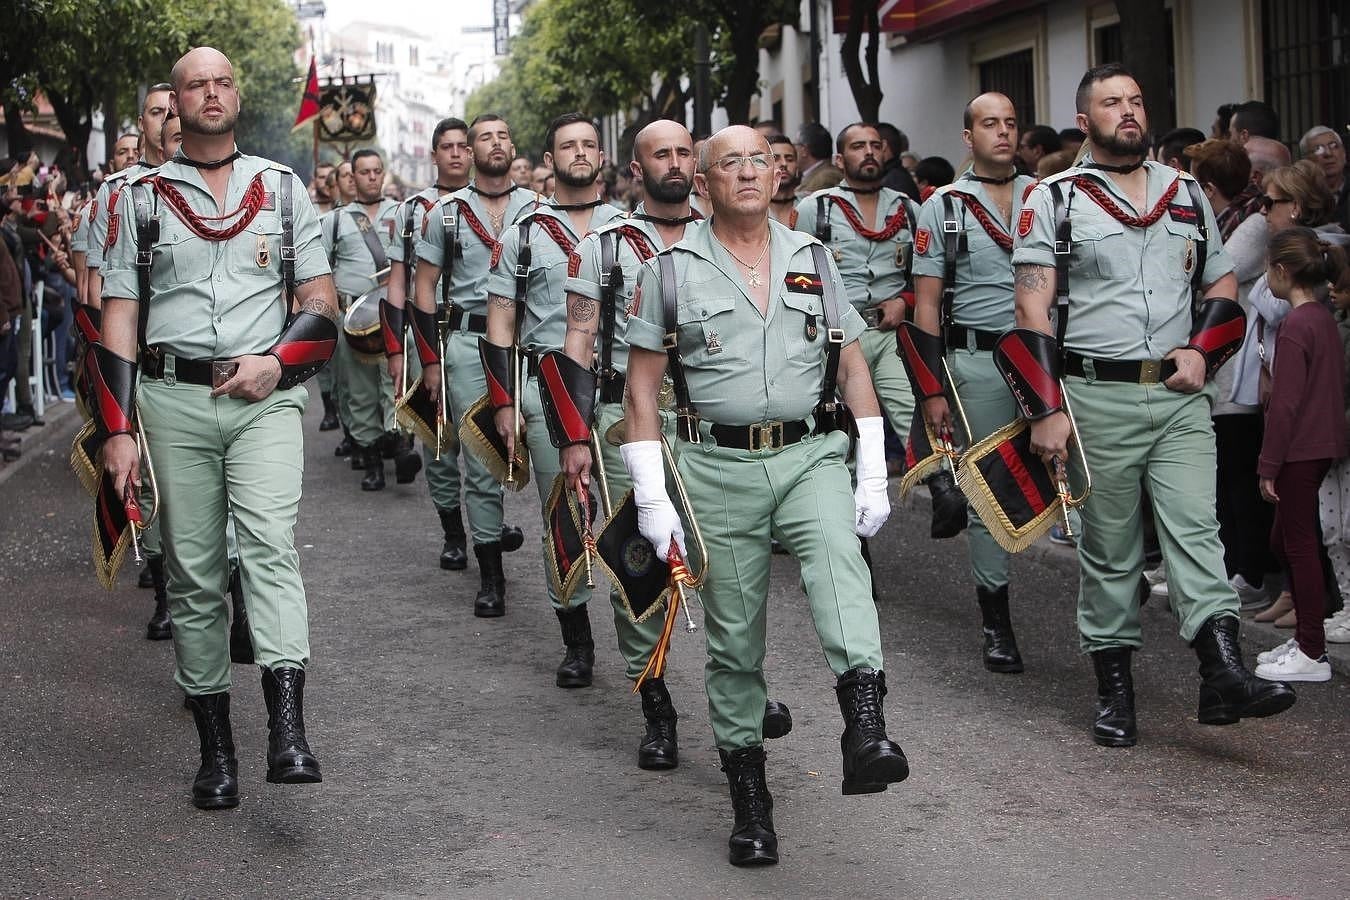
top-left (747, 268), bottom-right (762, 288)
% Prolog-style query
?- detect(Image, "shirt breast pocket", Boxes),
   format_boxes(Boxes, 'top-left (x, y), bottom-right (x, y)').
top-left (1162, 220), bottom-right (1201, 283)
top-left (780, 289), bottom-right (825, 363)
top-left (1071, 221), bottom-right (1126, 279)
top-left (156, 224), bottom-right (208, 286)
top-left (232, 217), bottom-right (283, 277)
top-left (678, 293), bottom-right (739, 368)
top-left (530, 255), bottom-right (568, 307)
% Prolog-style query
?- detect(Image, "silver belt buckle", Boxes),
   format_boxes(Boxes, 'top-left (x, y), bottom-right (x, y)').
top-left (861, 308), bottom-right (881, 329)
top-left (750, 421), bottom-right (784, 451)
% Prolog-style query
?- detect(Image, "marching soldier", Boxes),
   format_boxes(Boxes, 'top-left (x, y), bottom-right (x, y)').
top-left (766, 134), bottom-right (799, 226)
top-left (622, 126), bottom-right (908, 866)
top-left (1005, 64), bottom-right (1296, 747)
top-left (483, 112), bottom-right (622, 685)
top-left (322, 149), bottom-right (400, 492)
top-left (907, 92), bottom-right (1037, 673)
top-left (409, 114), bottom-right (533, 611)
top-left (793, 124), bottom-right (967, 537)
top-left (100, 47), bottom-right (337, 809)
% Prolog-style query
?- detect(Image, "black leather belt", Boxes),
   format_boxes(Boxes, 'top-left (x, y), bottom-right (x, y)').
top-left (142, 353), bottom-right (218, 387)
top-left (448, 307), bottom-right (487, 334)
top-left (946, 325), bottom-right (1001, 351)
top-left (1065, 352), bottom-right (1177, 384)
top-left (708, 419), bottom-right (809, 451)
top-left (524, 348), bottom-right (540, 378)
top-left (599, 371), bottom-right (625, 404)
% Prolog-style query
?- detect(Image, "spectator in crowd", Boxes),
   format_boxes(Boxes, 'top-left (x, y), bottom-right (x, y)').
top-left (876, 122), bottom-right (921, 198)
top-left (1016, 124), bottom-right (1060, 174)
top-left (753, 120), bottom-right (782, 139)
top-left (509, 154), bottom-right (533, 187)
top-left (899, 151), bottom-right (920, 173)
top-left (1228, 100), bottom-right (1280, 147)
top-left (0, 217), bottom-right (21, 460)
top-left (1058, 127), bottom-right (1085, 158)
top-left (1300, 126), bottom-right (1349, 231)
top-left (1185, 139), bottom-right (1274, 604)
top-left (1211, 102), bottom-right (1238, 140)
top-left (796, 121), bottom-right (844, 195)
top-left (1319, 259), bottom-right (1350, 645)
top-left (912, 155), bottom-right (953, 201)
top-left (1157, 127), bottom-right (1206, 170)
top-left (1253, 228), bottom-right (1348, 683)
top-left (1221, 136), bottom-right (1292, 240)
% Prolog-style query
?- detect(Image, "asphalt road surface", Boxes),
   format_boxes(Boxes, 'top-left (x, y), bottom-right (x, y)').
top-left (1, 392), bottom-right (1346, 899)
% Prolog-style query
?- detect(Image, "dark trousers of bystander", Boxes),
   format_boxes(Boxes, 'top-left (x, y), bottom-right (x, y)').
top-left (1216, 414), bottom-right (1278, 584)
top-left (1271, 458), bottom-right (1333, 660)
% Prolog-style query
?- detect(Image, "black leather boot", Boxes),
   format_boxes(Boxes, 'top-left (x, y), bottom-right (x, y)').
top-left (360, 445), bottom-right (386, 491)
top-left (186, 692), bottom-right (239, 810)
top-left (976, 584), bottom-right (1024, 673)
top-left (394, 433), bottom-right (422, 484)
top-left (138, 563), bottom-right (155, 589)
top-left (927, 469), bottom-right (969, 539)
top-left (835, 667), bottom-right (909, 795)
top-left (380, 429), bottom-right (401, 460)
top-left (228, 567), bottom-right (255, 665)
top-left (473, 542), bottom-right (506, 618)
top-left (438, 508), bottom-right (468, 570)
top-left (554, 605), bottom-right (594, 688)
top-left (1090, 648), bottom-right (1137, 747)
top-left (319, 391), bottom-right (339, 431)
top-left (719, 746), bottom-right (778, 866)
top-left (500, 523), bottom-right (525, 553)
top-left (637, 677), bottom-right (678, 770)
top-left (762, 700), bottom-right (793, 739)
top-left (260, 667), bottom-right (322, 784)
top-left (145, 556), bottom-right (172, 641)
top-left (1192, 614), bottom-right (1297, 725)
top-left (334, 426), bottom-right (355, 458)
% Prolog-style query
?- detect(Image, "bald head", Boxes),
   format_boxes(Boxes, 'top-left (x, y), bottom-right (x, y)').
top-left (171, 47), bottom-right (233, 92)
top-left (964, 92), bottom-right (1016, 130)
top-left (632, 119), bottom-right (695, 205)
top-left (170, 47), bottom-right (240, 139)
top-left (1245, 136), bottom-right (1292, 176)
top-left (634, 119), bottom-right (692, 160)
top-left (698, 125), bottom-right (770, 174)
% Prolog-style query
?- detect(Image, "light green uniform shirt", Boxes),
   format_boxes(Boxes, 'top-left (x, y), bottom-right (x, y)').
top-left (320, 197), bottom-right (399, 300)
top-left (71, 197), bottom-right (92, 254)
top-left (564, 203), bottom-right (700, 375)
top-left (416, 183), bottom-right (540, 315)
top-left (86, 162), bottom-right (153, 269)
top-left (102, 153), bottom-right (330, 359)
top-left (626, 218), bottom-right (866, 426)
top-left (388, 186), bottom-right (440, 265)
top-left (791, 184), bottom-right (918, 312)
top-left (1011, 156), bottom-right (1233, 360)
top-left (911, 170), bottom-right (1037, 333)
top-left (485, 200), bottom-right (623, 351)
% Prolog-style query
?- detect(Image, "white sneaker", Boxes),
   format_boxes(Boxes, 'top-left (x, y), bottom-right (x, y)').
top-left (1230, 573), bottom-right (1273, 612)
top-left (1256, 637), bottom-right (1297, 665)
top-left (1325, 609), bottom-right (1350, 644)
top-left (1254, 646), bottom-right (1332, 682)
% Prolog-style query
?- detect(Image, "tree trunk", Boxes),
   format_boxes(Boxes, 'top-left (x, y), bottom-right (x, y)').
top-left (841, 0), bottom-right (883, 121)
top-left (721, 12), bottom-right (763, 124)
top-left (4, 103), bottom-right (33, 157)
top-left (45, 88), bottom-right (93, 178)
top-left (1116, 0), bottom-right (1174, 135)
top-left (102, 82), bottom-right (118, 165)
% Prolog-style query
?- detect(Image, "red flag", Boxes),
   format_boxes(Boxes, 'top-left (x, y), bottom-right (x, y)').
top-left (292, 57), bottom-right (321, 131)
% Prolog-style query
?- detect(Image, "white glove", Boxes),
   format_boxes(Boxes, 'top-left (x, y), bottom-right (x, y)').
top-left (852, 416), bottom-right (891, 538)
top-left (620, 440), bottom-right (687, 562)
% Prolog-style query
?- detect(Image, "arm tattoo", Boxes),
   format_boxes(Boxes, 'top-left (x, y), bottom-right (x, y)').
top-left (491, 294), bottom-right (516, 311)
top-left (569, 296), bottom-right (597, 323)
top-left (294, 274), bottom-right (325, 288)
top-left (566, 325), bottom-right (598, 338)
top-left (301, 296), bottom-right (338, 322)
top-left (1014, 265), bottom-right (1049, 292)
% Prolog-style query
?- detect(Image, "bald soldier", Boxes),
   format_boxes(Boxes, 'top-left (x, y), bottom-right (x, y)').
top-left (101, 47), bottom-right (338, 809)
top-left (623, 126), bottom-right (908, 866)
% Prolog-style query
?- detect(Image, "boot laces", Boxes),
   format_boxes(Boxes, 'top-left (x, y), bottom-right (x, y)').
top-left (849, 677), bottom-right (888, 739)
top-left (729, 766), bottom-right (771, 824)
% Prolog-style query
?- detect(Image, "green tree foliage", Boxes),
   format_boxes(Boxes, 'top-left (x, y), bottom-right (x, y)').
top-left (1, 0), bottom-right (304, 177)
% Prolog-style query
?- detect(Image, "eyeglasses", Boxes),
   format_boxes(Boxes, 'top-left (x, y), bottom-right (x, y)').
top-left (1259, 195), bottom-right (1294, 212)
top-left (712, 154), bottom-right (772, 173)
top-left (1308, 140), bottom-right (1343, 157)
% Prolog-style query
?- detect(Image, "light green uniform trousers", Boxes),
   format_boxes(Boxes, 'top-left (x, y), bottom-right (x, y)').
top-left (679, 428), bottom-right (883, 750)
top-left (423, 331), bottom-right (490, 542)
top-left (860, 326), bottom-right (914, 444)
top-left (334, 336), bottom-right (393, 447)
top-left (595, 400), bottom-right (669, 680)
top-left (139, 374), bottom-right (310, 694)
top-left (1066, 376), bottom-right (1238, 652)
top-left (946, 347), bottom-right (1016, 590)
top-left (523, 373), bottom-right (592, 611)
top-left (316, 360), bottom-right (334, 395)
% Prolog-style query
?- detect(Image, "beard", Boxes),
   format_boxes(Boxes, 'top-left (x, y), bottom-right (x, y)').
top-left (1088, 119), bottom-right (1149, 158)
top-left (476, 153), bottom-right (510, 177)
top-left (844, 157), bottom-right (883, 184)
top-left (643, 169), bottom-right (691, 204)
top-left (773, 170), bottom-right (800, 200)
top-left (554, 160), bottom-right (597, 188)
top-left (182, 105), bottom-right (238, 137)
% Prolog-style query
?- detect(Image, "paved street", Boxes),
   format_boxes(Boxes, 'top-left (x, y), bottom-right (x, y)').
top-left (1, 392), bottom-right (1346, 899)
